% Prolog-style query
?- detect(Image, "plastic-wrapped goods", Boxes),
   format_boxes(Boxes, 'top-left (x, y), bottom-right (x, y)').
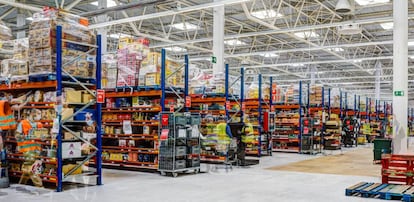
top-left (28, 8), bottom-right (96, 77)
top-left (330, 88), bottom-right (340, 108)
top-left (140, 51), bottom-right (183, 87)
top-left (1, 59), bottom-right (28, 81)
top-left (102, 54), bottom-right (117, 89)
top-left (310, 85), bottom-right (323, 105)
top-left (247, 82), bottom-right (259, 99)
top-left (190, 70), bottom-right (211, 95)
top-left (271, 84), bottom-right (284, 103)
top-left (284, 85), bottom-right (299, 104)
top-left (0, 21), bottom-right (12, 41)
top-left (117, 37), bottom-right (149, 87)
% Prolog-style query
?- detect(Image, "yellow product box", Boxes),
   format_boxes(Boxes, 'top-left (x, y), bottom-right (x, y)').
top-left (63, 164), bottom-right (82, 175)
top-left (65, 90), bottom-right (82, 103)
top-left (64, 131), bottom-right (80, 140)
top-left (82, 90), bottom-right (94, 103)
top-left (330, 114), bottom-right (339, 119)
top-left (145, 72), bottom-right (160, 86)
top-left (62, 108), bottom-right (74, 121)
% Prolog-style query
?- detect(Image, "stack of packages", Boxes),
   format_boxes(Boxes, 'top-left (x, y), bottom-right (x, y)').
top-left (331, 88), bottom-right (340, 107)
top-left (309, 85), bottom-right (323, 106)
top-left (271, 84), bottom-right (284, 103)
top-left (116, 37), bottom-right (149, 87)
top-left (359, 100), bottom-right (366, 111)
top-left (140, 51), bottom-right (183, 87)
top-left (0, 21), bottom-right (12, 41)
top-left (1, 38), bottom-right (29, 82)
top-left (28, 8), bottom-right (95, 78)
top-left (102, 54), bottom-right (117, 89)
top-left (284, 86), bottom-right (299, 104)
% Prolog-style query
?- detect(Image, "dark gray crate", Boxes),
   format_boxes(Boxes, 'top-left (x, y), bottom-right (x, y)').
top-left (175, 146), bottom-right (187, 156)
top-left (187, 158), bottom-right (200, 167)
top-left (175, 160), bottom-right (186, 169)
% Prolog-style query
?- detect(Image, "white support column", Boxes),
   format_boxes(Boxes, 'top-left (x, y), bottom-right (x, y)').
top-left (16, 12), bottom-right (25, 39)
top-left (212, 1), bottom-right (224, 75)
top-left (97, 0), bottom-right (108, 54)
top-left (375, 61), bottom-right (381, 101)
top-left (393, 0), bottom-right (408, 154)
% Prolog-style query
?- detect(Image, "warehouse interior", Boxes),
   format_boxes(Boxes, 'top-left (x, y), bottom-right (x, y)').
top-left (0, 0), bottom-right (413, 201)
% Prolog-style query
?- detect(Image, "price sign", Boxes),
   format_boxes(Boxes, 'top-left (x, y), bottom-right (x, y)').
top-left (170, 105), bottom-right (174, 112)
top-left (241, 102), bottom-right (246, 111)
top-left (271, 105), bottom-right (275, 112)
top-left (161, 114), bottom-right (169, 126)
top-left (226, 101), bottom-right (231, 110)
top-left (185, 96), bottom-right (191, 108)
top-left (97, 89), bottom-right (105, 103)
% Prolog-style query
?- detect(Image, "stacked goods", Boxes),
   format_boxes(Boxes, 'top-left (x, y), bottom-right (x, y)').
top-left (116, 37), bottom-right (149, 87)
top-left (27, 9), bottom-right (96, 77)
top-left (271, 84), bottom-right (284, 103)
top-left (0, 21), bottom-right (12, 41)
top-left (102, 54), bottom-right (117, 89)
top-left (284, 86), bottom-right (299, 104)
top-left (140, 51), bottom-right (183, 87)
top-left (359, 100), bottom-right (366, 111)
top-left (310, 85), bottom-right (323, 105)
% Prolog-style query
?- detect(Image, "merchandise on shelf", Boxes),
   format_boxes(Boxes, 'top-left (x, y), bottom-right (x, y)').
top-left (116, 37), bottom-right (149, 87)
top-left (140, 51), bottom-right (183, 87)
top-left (102, 54), bottom-right (117, 89)
top-left (0, 38), bottom-right (29, 82)
top-left (284, 85), bottom-right (299, 104)
top-left (309, 85), bottom-right (323, 105)
top-left (0, 21), bottom-right (12, 41)
top-left (28, 9), bottom-right (95, 77)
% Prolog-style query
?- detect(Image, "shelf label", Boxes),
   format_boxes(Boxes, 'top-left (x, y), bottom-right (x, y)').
top-left (271, 105), bottom-right (275, 112)
top-left (394, 90), bottom-right (404, 96)
top-left (185, 96), bottom-right (191, 108)
top-left (97, 89), bottom-right (105, 103)
top-left (161, 114), bottom-right (169, 126)
top-left (241, 102), bottom-right (246, 111)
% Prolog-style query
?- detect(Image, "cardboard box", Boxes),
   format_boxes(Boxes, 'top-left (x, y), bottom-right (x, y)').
top-left (82, 90), bottom-right (94, 103)
top-left (62, 107), bottom-right (74, 121)
top-left (63, 164), bottom-right (82, 175)
top-left (65, 90), bottom-right (82, 103)
top-left (62, 142), bottom-right (82, 159)
top-left (64, 131), bottom-right (80, 140)
top-left (145, 72), bottom-right (160, 86)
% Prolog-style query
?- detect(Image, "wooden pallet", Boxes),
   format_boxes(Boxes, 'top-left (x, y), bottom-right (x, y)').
top-left (346, 182), bottom-right (414, 201)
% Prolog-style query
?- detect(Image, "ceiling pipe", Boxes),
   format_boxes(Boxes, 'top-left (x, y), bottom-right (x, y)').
top-left (0, 0), bottom-right (42, 12)
top-left (89, 0), bottom-right (250, 29)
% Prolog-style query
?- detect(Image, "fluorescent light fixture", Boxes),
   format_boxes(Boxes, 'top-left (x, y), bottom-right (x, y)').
top-left (171, 22), bottom-right (199, 30)
top-left (91, 0), bottom-right (117, 7)
top-left (294, 31), bottom-right (320, 39)
top-left (164, 46), bottom-right (187, 52)
top-left (353, 59), bottom-right (363, 63)
top-left (224, 39), bottom-right (246, 46)
top-left (259, 53), bottom-right (279, 58)
top-left (109, 33), bottom-right (134, 39)
top-left (251, 9), bottom-right (283, 19)
top-left (290, 64), bottom-right (304, 67)
top-left (410, 56), bottom-right (414, 59)
top-left (380, 22), bottom-right (393, 30)
top-left (329, 47), bottom-right (344, 52)
top-left (409, 42), bottom-right (414, 46)
top-left (26, 17), bottom-right (33, 21)
top-left (355, 0), bottom-right (389, 6)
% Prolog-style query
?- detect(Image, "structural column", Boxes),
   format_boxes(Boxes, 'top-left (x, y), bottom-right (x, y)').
top-left (375, 61), bottom-right (381, 101)
top-left (212, 1), bottom-right (225, 75)
top-left (392, 0), bottom-right (408, 154)
top-left (97, 0), bottom-right (108, 54)
top-left (16, 11), bottom-right (25, 39)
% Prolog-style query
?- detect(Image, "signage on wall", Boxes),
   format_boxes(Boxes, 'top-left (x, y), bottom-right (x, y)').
top-left (394, 90), bottom-right (404, 96)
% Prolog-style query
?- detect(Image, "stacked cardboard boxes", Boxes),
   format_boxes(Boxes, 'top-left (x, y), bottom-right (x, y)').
top-left (28, 9), bottom-right (95, 77)
top-left (310, 85), bottom-right (323, 105)
top-left (116, 37), bottom-right (149, 87)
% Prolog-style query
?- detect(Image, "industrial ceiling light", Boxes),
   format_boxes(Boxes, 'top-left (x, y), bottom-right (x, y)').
top-left (259, 53), bottom-right (279, 58)
top-left (108, 33), bottom-right (134, 39)
top-left (354, 0), bottom-right (389, 6)
top-left (380, 22), bottom-right (393, 30)
top-left (335, 0), bottom-right (352, 13)
top-left (164, 46), bottom-right (187, 52)
top-left (90, 0), bottom-right (117, 7)
top-left (251, 9), bottom-right (283, 19)
top-left (224, 39), bottom-right (246, 46)
top-left (294, 31), bottom-right (319, 39)
top-left (171, 22), bottom-right (199, 30)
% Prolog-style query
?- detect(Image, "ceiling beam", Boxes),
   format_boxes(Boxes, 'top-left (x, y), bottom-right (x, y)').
top-left (0, 0), bottom-right (42, 12)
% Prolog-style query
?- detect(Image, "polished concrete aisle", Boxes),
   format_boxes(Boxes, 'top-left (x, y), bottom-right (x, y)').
top-left (1, 149), bottom-right (381, 202)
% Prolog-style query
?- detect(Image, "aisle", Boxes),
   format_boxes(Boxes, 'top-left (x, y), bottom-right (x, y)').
top-left (0, 150), bottom-right (380, 202)
top-left (267, 147), bottom-right (381, 177)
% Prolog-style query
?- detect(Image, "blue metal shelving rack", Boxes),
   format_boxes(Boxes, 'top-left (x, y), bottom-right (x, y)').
top-left (55, 25), bottom-right (102, 192)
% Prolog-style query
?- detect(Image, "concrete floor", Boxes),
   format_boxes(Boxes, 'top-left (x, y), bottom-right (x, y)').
top-left (0, 147), bottom-right (381, 202)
